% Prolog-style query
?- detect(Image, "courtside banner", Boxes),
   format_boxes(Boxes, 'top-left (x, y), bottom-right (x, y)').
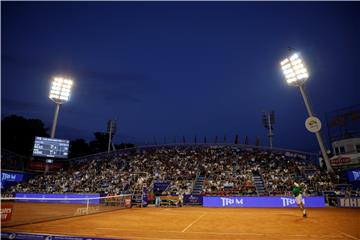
top-left (203, 196), bottom-right (325, 208)
top-left (337, 197), bottom-right (360, 208)
top-left (184, 194), bottom-right (203, 205)
top-left (1, 204), bottom-right (13, 222)
top-left (15, 193), bottom-right (100, 204)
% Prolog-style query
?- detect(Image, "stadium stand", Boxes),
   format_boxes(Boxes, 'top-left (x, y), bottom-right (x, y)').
top-left (2, 145), bottom-right (353, 199)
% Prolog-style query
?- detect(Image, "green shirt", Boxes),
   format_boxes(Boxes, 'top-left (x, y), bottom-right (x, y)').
top-left (292, 186), bottom-right (302, 197)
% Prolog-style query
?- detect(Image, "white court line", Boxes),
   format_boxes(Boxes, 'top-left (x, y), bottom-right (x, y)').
top-left (181, 212), bottom-right (206, 233)
top-left (189, 231), bottom-right (265, 236)
top-left (339, 232), bottom-right (360, 240)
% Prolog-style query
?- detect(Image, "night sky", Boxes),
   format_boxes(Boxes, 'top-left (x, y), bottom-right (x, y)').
top-left (2, 2), bottom-right (359, 152)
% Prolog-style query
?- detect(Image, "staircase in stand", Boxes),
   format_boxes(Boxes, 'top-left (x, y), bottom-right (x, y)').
top-left (131, 188), bottom-right (143, 207)
top-left (192, 176), bottom-right (205, 195)
top-left (252, 174), bottom-right (266, 196)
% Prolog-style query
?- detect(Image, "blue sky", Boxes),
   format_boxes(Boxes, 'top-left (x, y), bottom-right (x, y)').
top-left (2, 2), bottom-right (359, 152)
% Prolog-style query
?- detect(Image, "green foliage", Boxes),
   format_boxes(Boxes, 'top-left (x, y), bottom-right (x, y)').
top-left (1, 115), bottom-right (49, 156)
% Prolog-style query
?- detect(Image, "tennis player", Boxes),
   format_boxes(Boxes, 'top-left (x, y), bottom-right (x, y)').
top-left (292, 182), bottom-right (307, 217)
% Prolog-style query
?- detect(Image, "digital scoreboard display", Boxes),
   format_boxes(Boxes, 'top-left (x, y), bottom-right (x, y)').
top-left (32, 137), bottom-right (70, 159)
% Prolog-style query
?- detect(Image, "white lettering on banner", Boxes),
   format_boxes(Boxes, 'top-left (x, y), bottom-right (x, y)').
top-left (281, 197), bottom-right (302, 207)
top-left (220, 197), bottom-right (243, 206)
top-left (340, 198), bottom-right (346, 207)
top-left (352, 171), bottom-right (360, 181)
top-left (1, 173), bottom-right (17, 181)
top-left (74, 206), bottom-right (99, 216)
top-left (1, 207), bottom-right (13, 221)
top-left (350, 199), bottom-right (357, 207)
top-left (1, 208), bottom-right (12, 214)
top-left (339, 198), bottom-right (359, 207)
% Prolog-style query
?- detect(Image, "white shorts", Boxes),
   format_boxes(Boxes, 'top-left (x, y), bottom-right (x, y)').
top-left (295, 194), bottom-right (304, 205)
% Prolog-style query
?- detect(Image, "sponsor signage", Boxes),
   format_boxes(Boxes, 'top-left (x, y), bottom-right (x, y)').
top-left (1, 171), bottom-right (34, 190)
top-left (1, 205), bottom-right (13, 222)
top-left (305, 116), bottom-right (322, 133)
top-left (184, 194), bottom-right (203, 205)
top-left (1, 172), bottom-right (24, 189)
top-left (15, 193), bottom-right (100, 204)
top-left (142, 186), bottom-right (148, 207)
top-left (337, 197), bottom-right (360, 208)
top-left (1, 172), bottom-right (23, 182)
top-left (347, 168), bottom-right (360, 182)
top-left (28, 161), bottom-right (64, 171)
top-left (330, 156), bottom-right (352, 166)
top-left (203, 196), bottom-right (325, 208)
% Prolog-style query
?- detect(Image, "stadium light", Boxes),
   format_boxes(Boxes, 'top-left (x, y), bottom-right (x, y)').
top-left (280, 52), bottom-right (333, 173)
top-left (49, 76), bottom-right (73, 138)
top-left (280, 53), bottom-right (309, 86)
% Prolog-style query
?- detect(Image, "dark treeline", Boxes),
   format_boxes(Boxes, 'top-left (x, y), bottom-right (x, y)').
top-left (1, 114), bottom-right (135, 159)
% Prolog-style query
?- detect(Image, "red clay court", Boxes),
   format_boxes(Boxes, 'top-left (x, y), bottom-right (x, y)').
top-left (2, 207), bottom-right (359, 240)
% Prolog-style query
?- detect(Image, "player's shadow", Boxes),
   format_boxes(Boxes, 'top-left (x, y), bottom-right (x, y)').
top-left (278, 213), bottom-right (309, 222)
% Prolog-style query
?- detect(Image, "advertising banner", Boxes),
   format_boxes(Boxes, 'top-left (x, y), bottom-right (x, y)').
top-left (1, 171), bottom-right (25, 189)
top-left (203, 196), bottom-right (325, 208)
top-left (183, 194), bottom-right (203, 205)
top-left (347, 168), bottom-right (360, 182)
top-left (337, 197), bottom-right (360, 208)
top-left (1, 204), bottom-right (13, 222)
top-left (143, 186), bottom-right (148, 207)
top-left (15, 193), bottom-right (100, 204)
top-left (28, 161), bottom-right (64, 171)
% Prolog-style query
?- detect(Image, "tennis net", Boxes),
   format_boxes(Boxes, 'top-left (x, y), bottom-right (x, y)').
top-left (1, 193), bottom-right (132, 227)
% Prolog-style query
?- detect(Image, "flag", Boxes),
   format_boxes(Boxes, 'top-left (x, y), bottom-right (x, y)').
top-left (256, 136), bottom-right (260, 146)
top-left (235, 134), bottom-right (239, 144)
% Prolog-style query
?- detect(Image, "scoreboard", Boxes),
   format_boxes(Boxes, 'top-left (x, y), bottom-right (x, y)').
top-left (33, 137), bottom-right (70, 159)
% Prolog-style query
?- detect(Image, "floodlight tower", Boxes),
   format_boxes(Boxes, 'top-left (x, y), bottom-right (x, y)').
top-left (262, 111), bottom-right (275, 149)
top-left (49, 77), bottom-right (73, 138)
top-left (107, 120), bottom-right (117, 153)
top-left (280, 52), bottom-right (333, 173)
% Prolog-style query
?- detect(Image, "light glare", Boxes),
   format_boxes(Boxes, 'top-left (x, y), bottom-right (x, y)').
top-left (280, 58), bottom-right (289, 66)
top-left (49, 76), bottom-right (73, 103)
top-left (280, 53), bottom-right (309, 85)
top-left (290, 53), bottom-right (299, 61)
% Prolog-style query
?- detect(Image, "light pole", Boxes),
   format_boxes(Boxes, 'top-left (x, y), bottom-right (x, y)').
top-left (280, 52), bottom-right (334, 173)
top-left (49, 77), bottom-right (73, 138)
top-left (262, 111), bottom-right (275, 149)
top-left (107, 120), bottom-right (117, 153)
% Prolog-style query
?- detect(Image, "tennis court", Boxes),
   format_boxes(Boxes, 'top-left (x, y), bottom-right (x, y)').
top-left (2, 206), bottom-right (359, 240)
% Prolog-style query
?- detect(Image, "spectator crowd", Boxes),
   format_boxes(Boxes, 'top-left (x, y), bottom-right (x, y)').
top-left (2, 145), bottom-right (348, 197)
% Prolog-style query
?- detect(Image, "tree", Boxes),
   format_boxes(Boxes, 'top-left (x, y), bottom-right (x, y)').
top-left (1, 115), bottom-right (49, 156)
top-left (69, 138), bottom-right (91, 158)
top-left (115, 143), bottom-right (135, 150)
top-left (89, 132), bottom-right (109, 153)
